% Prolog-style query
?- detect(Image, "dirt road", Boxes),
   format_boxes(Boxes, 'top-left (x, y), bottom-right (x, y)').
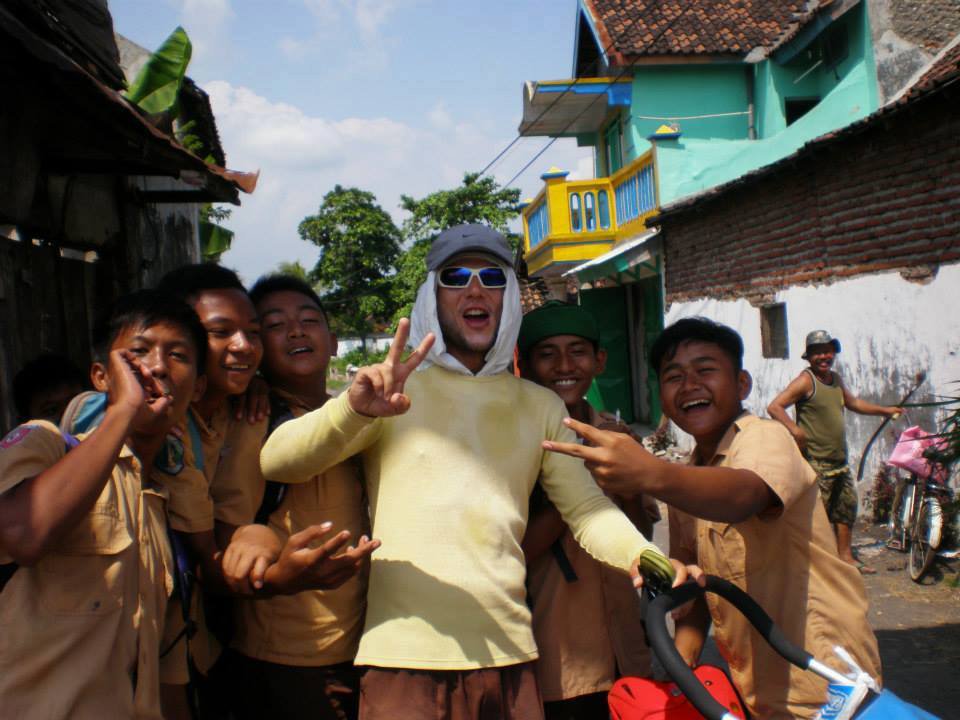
top-left (854, 522), bottom-right (959, 718)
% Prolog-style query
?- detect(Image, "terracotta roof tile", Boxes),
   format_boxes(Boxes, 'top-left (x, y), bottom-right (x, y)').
top-left (902, 37), bottom-right (960, 101)
top-left (585, 0), bottom-right (818, 59)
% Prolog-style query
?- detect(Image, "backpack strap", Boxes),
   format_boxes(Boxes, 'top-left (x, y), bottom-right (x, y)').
top-left (255, 393), bottom-right (295, 525)
top-left (185, 412), bottom-right (205, 473)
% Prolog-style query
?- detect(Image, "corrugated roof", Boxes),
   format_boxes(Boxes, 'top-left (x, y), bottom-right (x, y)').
top-left (584, 0), bottom-right (819, 60)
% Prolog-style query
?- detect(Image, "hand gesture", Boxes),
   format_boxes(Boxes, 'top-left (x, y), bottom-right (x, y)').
top-left (233, 375), bottom-right (271, 424)
top-left (347, 319), bottom-right (434, 418)
top-left (263, 522), bottom-right (381, 595)
top-left (220, 523), bottom-right (282, 594)
top-left (543, 417), bottom-right (660, 498)
top-left (107, 349), bottom-right (170, 417)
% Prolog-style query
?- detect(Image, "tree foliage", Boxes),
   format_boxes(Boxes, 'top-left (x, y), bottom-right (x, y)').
top-left (392, 173), bottom-right (520, 321)
top-left (298, 185), bottom-right (401, 338)
top-left (274, 260), bottom-right (311, 282)
top-left (399, 172), bottom-right (520, 243)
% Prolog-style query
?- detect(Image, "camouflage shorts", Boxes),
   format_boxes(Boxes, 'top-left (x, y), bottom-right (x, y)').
top-left (807, 459), bottom-right (858, 527)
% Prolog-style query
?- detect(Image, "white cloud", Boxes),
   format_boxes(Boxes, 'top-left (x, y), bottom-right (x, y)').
top-left (302, 0), bottom-right (403, 38)
top-left (204, 81), bottom-right (591, 284)
top-left (427, 102), bottom-right (453, 130)
top-left (278, 36), bottom-right (307, 61)
top-left (169, 0), bottom-right (235, 72)
top-left (291, 0), bottom-right (407, 70)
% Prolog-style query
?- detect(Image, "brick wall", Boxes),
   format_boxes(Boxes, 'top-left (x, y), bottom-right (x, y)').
top-left (659, 87), bottom-right (960, 306)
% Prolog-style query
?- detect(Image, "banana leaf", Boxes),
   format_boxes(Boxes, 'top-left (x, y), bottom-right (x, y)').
top-left (200, 220), bottom-right (233, 262)
top-left (124, 26), bottom-right (192, 119)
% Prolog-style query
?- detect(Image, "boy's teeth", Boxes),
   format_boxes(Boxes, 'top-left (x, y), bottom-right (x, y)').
top-left (555, 379), bottom-right (577, 387)
top-left (682, 399), bottom-right (709, 409)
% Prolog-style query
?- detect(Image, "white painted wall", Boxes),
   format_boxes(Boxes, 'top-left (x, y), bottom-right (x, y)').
top-left (336, 335), bottom-right (393, 358)
top-left (665, 264), bottom-right (960, 492)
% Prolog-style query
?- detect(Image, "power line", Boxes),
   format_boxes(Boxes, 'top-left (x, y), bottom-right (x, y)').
top-left (497, 4), bottom-right (699, 189)
top-left (478, 15), bottom-right (638, 178)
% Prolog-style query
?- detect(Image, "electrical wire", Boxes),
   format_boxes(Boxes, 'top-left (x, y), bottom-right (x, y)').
top-left (496, 3), bottom-right (701, 189)
top-left (478, 14), bottom-right (641, 178)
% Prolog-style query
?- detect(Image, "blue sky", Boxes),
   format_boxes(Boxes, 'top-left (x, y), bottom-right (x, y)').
top-left (109, 0), bottom-right (592, 283)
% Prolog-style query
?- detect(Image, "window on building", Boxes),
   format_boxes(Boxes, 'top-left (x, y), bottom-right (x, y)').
top-left (569, 193), bottom-right (582, 232)
top-left (760, 303), bottom-right (789, 359)
top-left (598, 190), bottom-right (611, 229)
top-left (584, 192), bottom-right (596, 231)
top-left (822, 23), bottom-right (849, 70)
top-left (785, 97), bottom-right (819, 125)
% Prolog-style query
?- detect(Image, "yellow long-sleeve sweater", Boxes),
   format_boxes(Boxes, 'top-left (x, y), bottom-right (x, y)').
top-left (260, 365), bottom-right (661, 670)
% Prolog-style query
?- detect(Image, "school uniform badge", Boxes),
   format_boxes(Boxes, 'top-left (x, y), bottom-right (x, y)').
top-left (1, 425), bottom-right (40, 448)
top-left (155, 434), bottom-right (185, 475)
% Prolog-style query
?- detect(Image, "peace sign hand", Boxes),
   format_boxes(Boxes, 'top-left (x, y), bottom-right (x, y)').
top-left (543, 417), bottom-right (661, 498)
top-left (347, 318), bottom-right (435, 418)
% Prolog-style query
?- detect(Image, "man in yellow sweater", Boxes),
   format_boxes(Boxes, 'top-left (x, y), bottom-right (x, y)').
top-left (261, 225), bottom-right (685, 720)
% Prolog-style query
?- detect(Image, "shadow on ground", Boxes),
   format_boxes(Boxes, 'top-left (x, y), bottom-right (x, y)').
top-left (875, 623), bottom-right (960, 718)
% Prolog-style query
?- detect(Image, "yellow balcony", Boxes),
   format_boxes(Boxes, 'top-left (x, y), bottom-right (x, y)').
top-left (521, 152), bottom-right (659, 277)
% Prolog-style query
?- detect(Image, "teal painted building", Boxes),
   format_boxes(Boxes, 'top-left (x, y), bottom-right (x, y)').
top-left (519, 0), bottom-right (881, 424)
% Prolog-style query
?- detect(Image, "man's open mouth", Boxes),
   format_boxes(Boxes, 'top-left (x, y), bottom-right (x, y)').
top-left (288, 346), bottom-right (313, 356)
top-left (680, 398), bottom-right (711, 411)
top-left (463, 309), bottom-right (490, 327)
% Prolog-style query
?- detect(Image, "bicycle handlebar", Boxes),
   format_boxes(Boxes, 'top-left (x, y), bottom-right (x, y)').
top-left (645, 576), bottom-right (814, 720)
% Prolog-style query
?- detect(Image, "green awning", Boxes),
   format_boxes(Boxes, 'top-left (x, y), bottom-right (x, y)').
top-left (563, 229), bottom-right (660, 284)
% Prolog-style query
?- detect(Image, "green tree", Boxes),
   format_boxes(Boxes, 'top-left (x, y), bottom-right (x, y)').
top-left (298, 186), bottom-right (401, 347)
top-left (393, 173), bottom-right (520, 321)
top-left (274, 260), bottom-right (311, 282)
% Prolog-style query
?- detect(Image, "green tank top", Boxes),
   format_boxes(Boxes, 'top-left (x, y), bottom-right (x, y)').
top-left (795, 369), bottom-right (847, 463)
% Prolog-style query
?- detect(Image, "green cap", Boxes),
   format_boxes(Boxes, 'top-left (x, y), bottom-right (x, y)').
top-left (518, 301), bottom-right (600, 356)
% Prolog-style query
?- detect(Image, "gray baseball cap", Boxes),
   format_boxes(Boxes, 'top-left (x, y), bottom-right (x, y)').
top-left (802, 329), bottom-right (841, 358)
top-left (425, 223), bottom-right (514, 271)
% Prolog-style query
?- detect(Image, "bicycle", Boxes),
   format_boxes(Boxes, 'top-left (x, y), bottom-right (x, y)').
top-left (886, 427), bottom-right (954, 583)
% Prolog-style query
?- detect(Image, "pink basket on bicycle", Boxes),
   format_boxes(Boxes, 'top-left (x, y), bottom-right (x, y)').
top-left (886, 426), bottom-right (947, 482)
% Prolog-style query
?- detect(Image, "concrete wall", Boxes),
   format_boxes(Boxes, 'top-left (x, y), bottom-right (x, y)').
top-left (869, 0), bottom-right (960, 104)
top-left (664, 266), bottom-right (959, 487)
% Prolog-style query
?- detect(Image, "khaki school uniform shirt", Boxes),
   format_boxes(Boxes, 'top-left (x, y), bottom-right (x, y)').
top-left (528, 405), bottom-right (659, 701)
top-left (156, 404), bottom-right (268, 681)
top-left (233, 390), bottom-right (369, 666)
top-left (669, 414), bottom-right (881, 719)
top-left (0, 420), bottom-right (173, 720)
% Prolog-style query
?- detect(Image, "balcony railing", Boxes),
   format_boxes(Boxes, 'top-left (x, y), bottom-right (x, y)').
top-left (521, 152), bottom-right (658, 276)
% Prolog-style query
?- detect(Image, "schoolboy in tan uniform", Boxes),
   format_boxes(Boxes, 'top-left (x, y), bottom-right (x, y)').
top-left (0, 290), bottom-right (207, 720)
top-left (156, 265), bottom-right (377, 712)
top-left (545, 318), bottom-right (881, 719)
top-left (518, 301), bottom-right (659, 720)
top-left (221, 274), bottom-right (378, 720)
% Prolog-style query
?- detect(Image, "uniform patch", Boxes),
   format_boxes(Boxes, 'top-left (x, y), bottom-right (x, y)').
top-left (155, 434), bottom-right (185, 475)
top-left (1, 425), bottom-right (41, 449)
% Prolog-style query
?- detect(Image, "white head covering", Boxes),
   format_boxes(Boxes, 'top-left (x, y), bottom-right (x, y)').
top-left (409, 255), bottom-right (521, 377)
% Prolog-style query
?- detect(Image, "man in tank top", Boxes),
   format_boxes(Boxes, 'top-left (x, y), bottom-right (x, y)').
top-left (768, 330), bottom-right (900, 573)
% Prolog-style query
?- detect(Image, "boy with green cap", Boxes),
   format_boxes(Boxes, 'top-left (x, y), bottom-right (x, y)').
top-left (518, 301), bottom-right (660, 720)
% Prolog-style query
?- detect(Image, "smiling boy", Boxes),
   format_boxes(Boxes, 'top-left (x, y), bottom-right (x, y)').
top-left (544, 317), bottom-right (881, 719)
top-left (220, 274), bottom-right (378, 720)
top-left (518, 301), bottom-right (659, 720)
top-left (0, 290), bottom-right (206, 719)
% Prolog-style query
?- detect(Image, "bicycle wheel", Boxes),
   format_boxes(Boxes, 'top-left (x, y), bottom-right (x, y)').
top-left (887, 476), bottom-right (913, 551)
top-left (909, 495), bottom-right (942, 582)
